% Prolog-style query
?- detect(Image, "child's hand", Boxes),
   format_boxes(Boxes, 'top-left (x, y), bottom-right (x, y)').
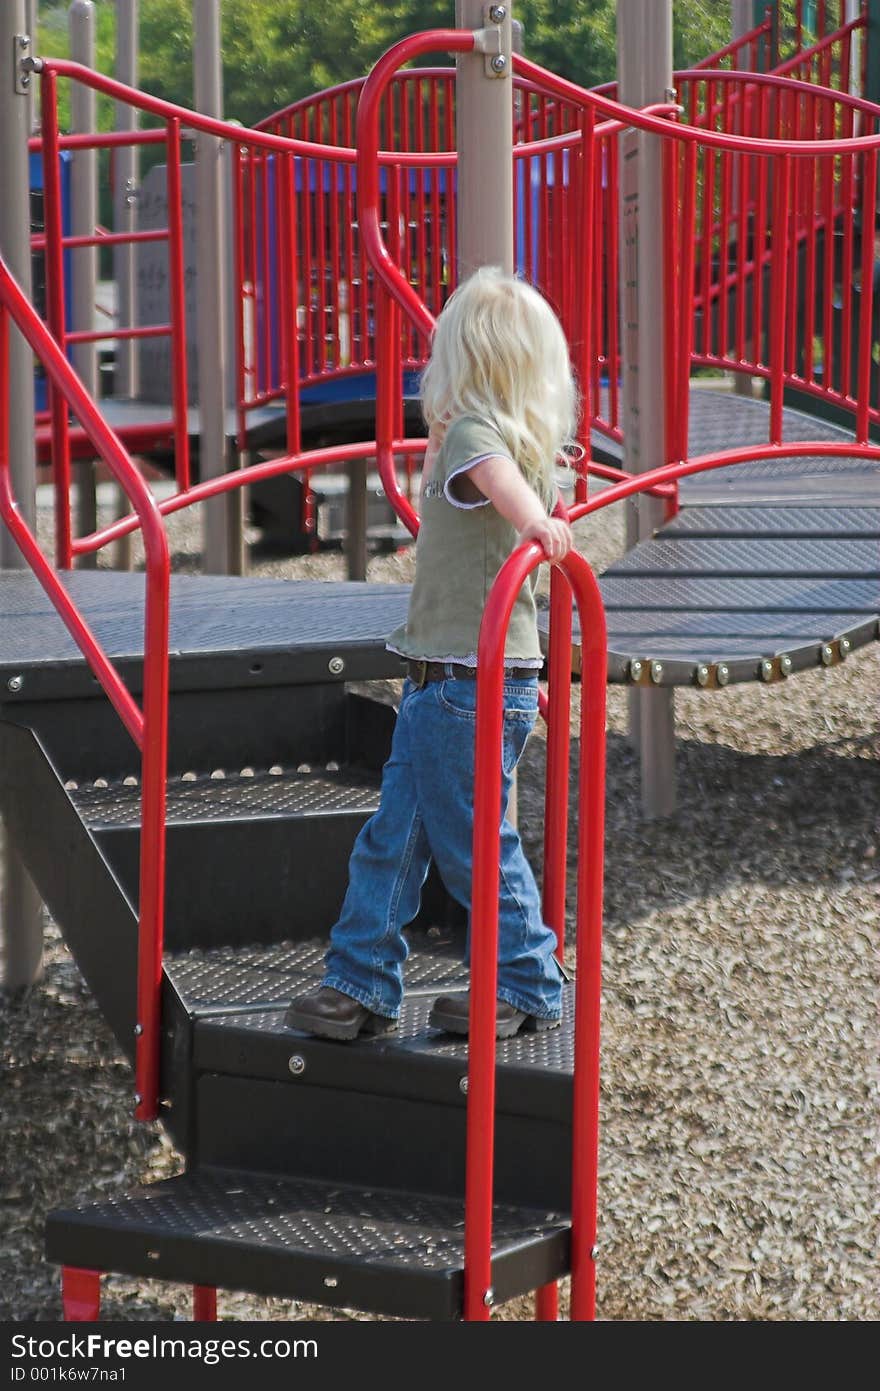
top-left (519, 516), bottom-right (573, 562)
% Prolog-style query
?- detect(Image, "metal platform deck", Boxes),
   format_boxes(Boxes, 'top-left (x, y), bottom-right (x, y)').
top-left (0, 571), bottom-right (411, 701)
top-left (570, 390), bottom-right (880, 685)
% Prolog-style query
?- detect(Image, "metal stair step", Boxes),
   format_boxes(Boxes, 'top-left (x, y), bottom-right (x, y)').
top-left (165, 933), bottom-right (468, 1014)
top-left (68, 764), bottom-right (381, 830)
top-left (194, 985), bottom-right (576, 1122)
top-left (45, 1168), bottom-right (571, 1320)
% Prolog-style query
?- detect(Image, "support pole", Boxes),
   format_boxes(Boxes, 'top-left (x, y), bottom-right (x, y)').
top-left (194, 0), bottom-right (243, 575)
top-left (868, 1), bottom-right (880, 109)
top-left (112, 0), bottom-right (138, 570)
top-left (618, 0), bottom-right (677, 819)
top-left (455, 0), bottom-right (516, 825)
top-left (69, 1), bottom-right (99, 565)
top-left (24, 0), bottom-right (36, 133)
top-left (0, 0), bottom-right (43, 986)
top-left (455, 1), bottom-right (514, 279)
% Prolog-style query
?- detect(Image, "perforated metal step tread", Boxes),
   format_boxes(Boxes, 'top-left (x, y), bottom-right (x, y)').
top-left (166, 933), bottom-right (468, 1014)
top-left (69, 764), bottom-right (381, 830)
top-left (45, 1167), bottom-right (570, 1320)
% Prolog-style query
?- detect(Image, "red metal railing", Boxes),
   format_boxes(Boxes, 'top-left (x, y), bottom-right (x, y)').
top-left (32, 18), bottom-right (873, 536)
top-left (0, 255), bottom-right (170, 1125)
top-left (355, 23), bottom-right (880, 1320)
top-left (469, 544), bottom-right (607, 1323)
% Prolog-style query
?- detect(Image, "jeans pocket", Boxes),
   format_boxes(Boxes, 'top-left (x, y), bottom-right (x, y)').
top-left (437, 678), bottom-right (478, 717)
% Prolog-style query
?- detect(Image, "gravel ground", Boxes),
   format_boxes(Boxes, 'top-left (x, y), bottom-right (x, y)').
top-left (1, 481), bottom-right (877, 1322)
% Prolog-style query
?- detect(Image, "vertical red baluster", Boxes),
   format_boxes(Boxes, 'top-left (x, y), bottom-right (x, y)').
top-left (576, 108), bottom-right (595, 494)
top-left (855, 148), bottom-right (877, 441)
top-left (607, 136), bottom-right (620, 437)
top-left (769, 156), bottom-right (792, 445)
top-left (166, 118), bottom-right (190, 493)
top-left (232, 141), bottom-right (247, 451)
top-left (62, 1268), bottom-right (101, 1321)
top-left (41, 68), bottom-right (72, 569)
top-left (193, 1286), bottom-right (217, 1321)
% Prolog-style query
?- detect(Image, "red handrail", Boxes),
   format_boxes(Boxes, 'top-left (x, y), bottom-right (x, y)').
top-left (468, 541), bottom-right (607, 1322)
top-left (0, 256), bottom-right (170, 1124)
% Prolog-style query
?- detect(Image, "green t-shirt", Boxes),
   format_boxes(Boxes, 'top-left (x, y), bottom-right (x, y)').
top-left (387, 415), bottom-right (546, 666)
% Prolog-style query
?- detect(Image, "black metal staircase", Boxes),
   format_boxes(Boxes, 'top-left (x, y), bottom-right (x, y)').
top-left (0, 568), bottom-right (577, 1321)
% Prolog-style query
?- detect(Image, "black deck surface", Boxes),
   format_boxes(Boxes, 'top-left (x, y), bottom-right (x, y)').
top-left (0, 571), bottom-right (411, 699)
top-left (571, 390), bottom-right (880, 683)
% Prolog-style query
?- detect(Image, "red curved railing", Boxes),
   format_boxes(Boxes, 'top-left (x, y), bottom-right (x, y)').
top-left (468, 543), bottom-right (607, 1323)
top-left (354, 22), bottom-right (880, 1322)
top-left (0, 255), bottom-right (170, 1125)
top-left (33, 29), bottom-right (880, 550)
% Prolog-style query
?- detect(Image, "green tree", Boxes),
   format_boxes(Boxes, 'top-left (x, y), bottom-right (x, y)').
top-left (36, 2), bottom-right (741, 130)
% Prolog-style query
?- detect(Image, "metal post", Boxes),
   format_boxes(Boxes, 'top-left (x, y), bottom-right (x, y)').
top-left (24, 0), bottom-right (36, 132)
top-left (867, 1), bottom-right (880, 108)
top-left (0, 0), bottom-right (43, 985)
top-left (618, 0), bottom-right (677, 819)
top-left (846, 0), bottom-right (863, 99)
top-left (731, 0), bottom-right (756, 57)
top-left (69, 1), bottom-right (98, 564)
top-left (455, 1), bottom-right (516, 817)
top-left (194, 0), bottom-right (243, 575)
top-left (112, 0), bottom-right (138, 570)
top-left (455, 1), bottom-right (514, 279)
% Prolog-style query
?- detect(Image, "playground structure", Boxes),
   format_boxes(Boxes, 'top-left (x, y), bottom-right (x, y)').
top-left (23, 3), bottom-right (873, 550)
top-left (0, 0), bottom-right (878, 1323)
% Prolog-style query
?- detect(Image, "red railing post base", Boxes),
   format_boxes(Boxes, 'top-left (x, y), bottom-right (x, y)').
top-left (193, 1285), bottom-right (217, 1321)
top-left (61, 1267), bottom-right (101, 1321)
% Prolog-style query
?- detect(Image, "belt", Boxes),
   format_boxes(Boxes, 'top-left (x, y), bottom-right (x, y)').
top-left (406, 659), bottom-right (538, 687)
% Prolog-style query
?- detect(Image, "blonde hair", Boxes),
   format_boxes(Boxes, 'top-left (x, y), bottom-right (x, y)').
top-left (420, 266), bottom-right (578, 507)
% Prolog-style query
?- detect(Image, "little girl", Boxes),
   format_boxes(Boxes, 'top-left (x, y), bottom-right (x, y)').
top-left (285, 266), bottom-right (576, 1042)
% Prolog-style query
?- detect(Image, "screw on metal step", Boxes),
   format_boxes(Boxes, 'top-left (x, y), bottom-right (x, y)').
top-left (716, 664), bottom-right (730, 687)
top-left (779, 654), bottom-right (792, 675)
top-left (649, 661), bottom-right (664, 684)
top-left (483, 1287), bottom-right (495, 1307)
top-left (323, 1276), bottom-right (338, 1288)
top-left (590, 1244), bottom-right (599, 1260)
top-left (147, 1250), bottom-right (160, 1261)
top-left (288, 1054), bottom-right (306, 1076)
top-left (839, 636), bottom-right (851, 657)
top-left (629, 658), bottom-right (643, 682)
top-left (695, 664), bottom-right (709, 687)
top-left (821, 644), bottom-right (834, 666)
top-left (6, 675), bottom-right (23, 693)
top-left (760, 659), bottom-right (774, 682)
top-left (134, 1024), bottom-right (143, 1037)
top-left (459, 1075), bottom-right (468, 1094)
top-left (328, 656), bottom-right (345, 675)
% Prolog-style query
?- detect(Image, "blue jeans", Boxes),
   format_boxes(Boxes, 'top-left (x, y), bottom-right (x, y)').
top-left (323, 673), bottom-right (565, 1020)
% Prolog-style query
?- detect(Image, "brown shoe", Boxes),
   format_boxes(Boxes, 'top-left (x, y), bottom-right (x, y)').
top-left (283, 986), bottom-right (398, 1042)
top-left (428, 993), bottom-right (561, 1040)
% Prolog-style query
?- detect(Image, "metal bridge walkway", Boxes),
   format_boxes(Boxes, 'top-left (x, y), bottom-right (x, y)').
top-left (567, 388), bottom-right (880, 687)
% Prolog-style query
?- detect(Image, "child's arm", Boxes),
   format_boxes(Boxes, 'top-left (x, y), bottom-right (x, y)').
top-left (463, 454), bottom-right (573, 561)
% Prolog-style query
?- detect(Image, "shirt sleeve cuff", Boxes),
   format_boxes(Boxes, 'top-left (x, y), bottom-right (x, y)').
top-left (443, 455), bottom-right (497, 510)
